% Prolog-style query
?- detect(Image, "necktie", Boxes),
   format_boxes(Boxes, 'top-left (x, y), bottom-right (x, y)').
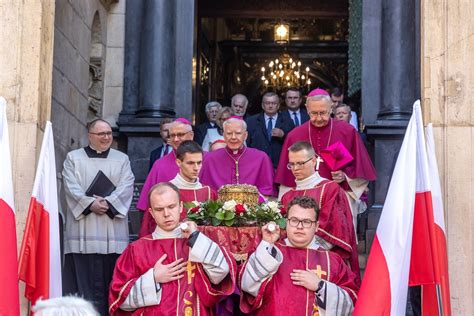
top-left (164, 144), bottom-right (170, 156)
top-left (293, 112), bottom-right (300, 126)
top-left (267, 117), bottom-right (273, 141)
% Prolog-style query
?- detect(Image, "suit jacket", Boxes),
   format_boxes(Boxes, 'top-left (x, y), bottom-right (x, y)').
top-left (149, 144), bottom-right (169, 171)
top-left (194, 121), bottom-right (216, 146)
top-left (282, 107), bottom-right (310, 129)
top-left (246, 112), bottom-right (295, 168)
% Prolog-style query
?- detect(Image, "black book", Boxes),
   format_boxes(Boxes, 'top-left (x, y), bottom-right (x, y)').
top-left (86, 170), bottom-right (116, 197)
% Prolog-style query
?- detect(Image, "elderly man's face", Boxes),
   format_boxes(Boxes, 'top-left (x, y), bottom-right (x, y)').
top-left (207, 106), bottom-right (220, 123)
top-left (262, 95), bottom-right (280, 116)
top-left (148, 187), bottom-right (182, 232)
top-left (285, 90), bottom-right (302, 111)
top-left (335, 106), bottom-right (351, 123)
top-left (88, 121), bottom-right (113, 152)
top-left (286, 204), bottom-right (318, 249)
top-left (224, 121), bottom-right (248, 151)
top-left (306, 99), bottom-right (331, 128)
top-left (232, 98), bottom-right (247, 117)
top-left (169, 124), bottom-right (194, 150)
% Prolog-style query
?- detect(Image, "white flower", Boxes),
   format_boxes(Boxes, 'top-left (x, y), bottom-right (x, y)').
top-left (222, 200), bottom-right (237, 211)
top-left (266, 201), bottom-right (280, 213)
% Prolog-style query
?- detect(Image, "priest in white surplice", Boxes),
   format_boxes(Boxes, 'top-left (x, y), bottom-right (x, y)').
top-left (62, 119), bottom-right (135, 316)
top-left (240, 196), bottom-right (359, 316)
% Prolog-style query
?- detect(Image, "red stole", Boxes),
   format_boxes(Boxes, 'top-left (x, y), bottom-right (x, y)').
top-left (281, 181), bottom-right (360, 285)
top-left (179, 187), bottom-right (217, 221)
top-left (109, 237), bottom-right (236, 315)
top-left (240, 243), bottom-right (359, 315)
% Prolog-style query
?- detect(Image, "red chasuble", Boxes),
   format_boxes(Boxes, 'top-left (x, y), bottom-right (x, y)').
top-left (239, 243), bottom-right (358, 315)
top-left (281, 180), bottom-right (360, 285)
top-left (109, 237), bottom-right (236, 315)
top-left (275, 119), bottom-right (376, 189)
top-left (140, 187), bottom-right (217, 238)
top-left (199, 147), bottom-right (275, 196)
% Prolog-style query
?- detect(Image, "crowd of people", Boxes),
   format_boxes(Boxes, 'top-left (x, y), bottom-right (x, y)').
top-left (58, 87), bottom-right (376, 315)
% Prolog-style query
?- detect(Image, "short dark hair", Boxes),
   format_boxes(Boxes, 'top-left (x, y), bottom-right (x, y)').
top-left (330, 87), bottom-right (344, 97)
top-left (87, 118), bottom-right (111, 131)
top-left (288, 141), bottom-right (315, 155)
top-left (287, 196), bottom-right (320, 220)
top-left (176, 140), bottom-right (203, 160)
top-left (285, 87), bottom-right (302, 97)
top-left (148, 182), bottom-right (180, 207)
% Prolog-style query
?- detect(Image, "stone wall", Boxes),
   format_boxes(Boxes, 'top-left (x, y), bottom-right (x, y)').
top-left (0, 0), bottom-right (56, 313)
top-left (421, 0), bottom-right (474, 314)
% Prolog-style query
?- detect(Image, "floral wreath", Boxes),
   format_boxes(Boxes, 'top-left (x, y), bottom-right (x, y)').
top-left (184, 200), bottom-right (287, 228)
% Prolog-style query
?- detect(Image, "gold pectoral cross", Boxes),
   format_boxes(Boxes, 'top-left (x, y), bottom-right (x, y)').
top-left (315, 156), bottom-right (323, 171)
top-left (311, 265), bottom-right (327, 279)
top-left (186, 261), bottom-right (196, 284)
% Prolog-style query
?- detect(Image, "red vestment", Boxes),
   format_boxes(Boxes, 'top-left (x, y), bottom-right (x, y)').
top-left (109, 237), bottom-right (236, 315)
top-left (239, 242), bottom-right (359, 315)
top-left (281, 180), bottom-right (360, 285)
top-left (139, 186), bottom-right (217, 238)
top-left (275, 119), bottom-right (376, 189)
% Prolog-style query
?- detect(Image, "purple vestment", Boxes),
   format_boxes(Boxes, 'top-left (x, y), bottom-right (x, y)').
top-left (136, 151), bottom-right (179, 211)
top-left (199, 146), bottom-right (275, 196)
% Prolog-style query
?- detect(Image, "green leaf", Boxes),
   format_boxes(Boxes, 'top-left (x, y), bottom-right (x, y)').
top-left (215, 212), bottom-right (225, 220)
top-left (211, 218), bottom-right (222, 226)
top-left (276, 218), bottom-right (286, 228)
top-left (224, 211), bottom-right (235, 220)
top-left (224, 219), bottom-right (235, 226)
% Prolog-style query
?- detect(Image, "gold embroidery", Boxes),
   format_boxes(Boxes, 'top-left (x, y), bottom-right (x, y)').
top-left (311, 265), bottom-right (327, 279)
top-left (187, 261), bottom-right (196, 284)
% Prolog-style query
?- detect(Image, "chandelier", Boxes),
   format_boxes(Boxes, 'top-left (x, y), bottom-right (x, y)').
top-left (260, 53), bottom-right (312, 91)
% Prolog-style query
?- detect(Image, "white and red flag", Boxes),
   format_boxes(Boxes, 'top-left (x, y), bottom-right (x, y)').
top-left (354, 101), bottom-right (451, 315)
top-left (19, 121), bottom-right (62, 306)
top-left (0, 97), bottom-right (20, 315)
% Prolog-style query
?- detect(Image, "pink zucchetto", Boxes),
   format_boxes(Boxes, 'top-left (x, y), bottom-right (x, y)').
top-left (308, 88), bottom-right (329, 97)
top-left (229, 116), bottom-right (244, 120)
top-left (174, 117), bottom-right (192, 125)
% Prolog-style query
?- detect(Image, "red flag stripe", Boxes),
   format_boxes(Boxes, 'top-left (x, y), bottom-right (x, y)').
top-left (0, 199), bottom-right (20, 316)
top-left (18, 197), bottom-right (51, 303)
top-left (353, 236), bottom-right (391, 316)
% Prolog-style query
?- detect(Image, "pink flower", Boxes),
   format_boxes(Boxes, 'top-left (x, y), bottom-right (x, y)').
top-left (235, 204), bottom-right (246, 215)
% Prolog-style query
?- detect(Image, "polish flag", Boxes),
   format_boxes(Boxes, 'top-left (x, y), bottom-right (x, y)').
top-left (354, 101), bottom-right (451, 315)
top-left (19, 121), bottom-right (62, 306)
top-left (0, 97), bottom-right (20, 315)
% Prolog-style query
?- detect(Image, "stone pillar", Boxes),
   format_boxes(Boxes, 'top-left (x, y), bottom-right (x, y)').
top-left (118, 0), bottom-right (194, 185)
top-left (0, 1), bottom-right (55, 314)
top-left (421, 0), bottom-right (474, 314)
top-left (361, 0), bottom-right (420, 253)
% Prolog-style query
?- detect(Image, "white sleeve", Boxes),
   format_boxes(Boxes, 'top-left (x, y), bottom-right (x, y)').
top-left (316, 280), bottom-right (354, 316)
top-left (241, 241), bottom-right (283, 297)
top-left (119, 268), bottom-right (162, 311)
top-left (188, 232), bottom-right (230, 284)
top-left (104, 156), bottom-right (135, 217)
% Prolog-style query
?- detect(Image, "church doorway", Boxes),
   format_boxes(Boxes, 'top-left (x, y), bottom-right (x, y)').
top-left (194, 0), bottom-right (354, 121)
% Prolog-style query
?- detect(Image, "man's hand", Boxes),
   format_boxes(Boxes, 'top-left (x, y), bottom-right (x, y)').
top-left (271, 128), bottom-right (285, 138)
top-left (90, 196), bottom-right (108, 215)
top-left (331, 170), bottom-right (346, 183)
top-left (180, 221), bottom-right (198, 239)
top-left (153, 254), bottom-right (187, 284)
top-left (290, 269), bottom-right (321, 292)
top-left (261, 222), bottom-right (280, 244)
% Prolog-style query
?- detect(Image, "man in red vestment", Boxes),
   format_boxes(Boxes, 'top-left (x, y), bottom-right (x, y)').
top-left (281, 141), bottom-right (360, 283)
top-left (200, 117), bottom-right (275, 197)
top-left (138, 119), bottom-right (195, 237)
top-left (109, 183), bottom-right (236, 315)
top-left (275, 90), bottom-right (376, 212)
top-left (240, 196), bottom-right (358, 315)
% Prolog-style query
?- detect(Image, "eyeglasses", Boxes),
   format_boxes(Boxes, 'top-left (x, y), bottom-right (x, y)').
top-left (308, 111), bottom-right (330, 118)
top-left (89, 131), bottom-right (112, 137)
top-left (287, 217), bottom-right (317, 228)
top-left (287, 156), bottom-right (314, 170)
top-left (169, 131), bottom-right (192, 139)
